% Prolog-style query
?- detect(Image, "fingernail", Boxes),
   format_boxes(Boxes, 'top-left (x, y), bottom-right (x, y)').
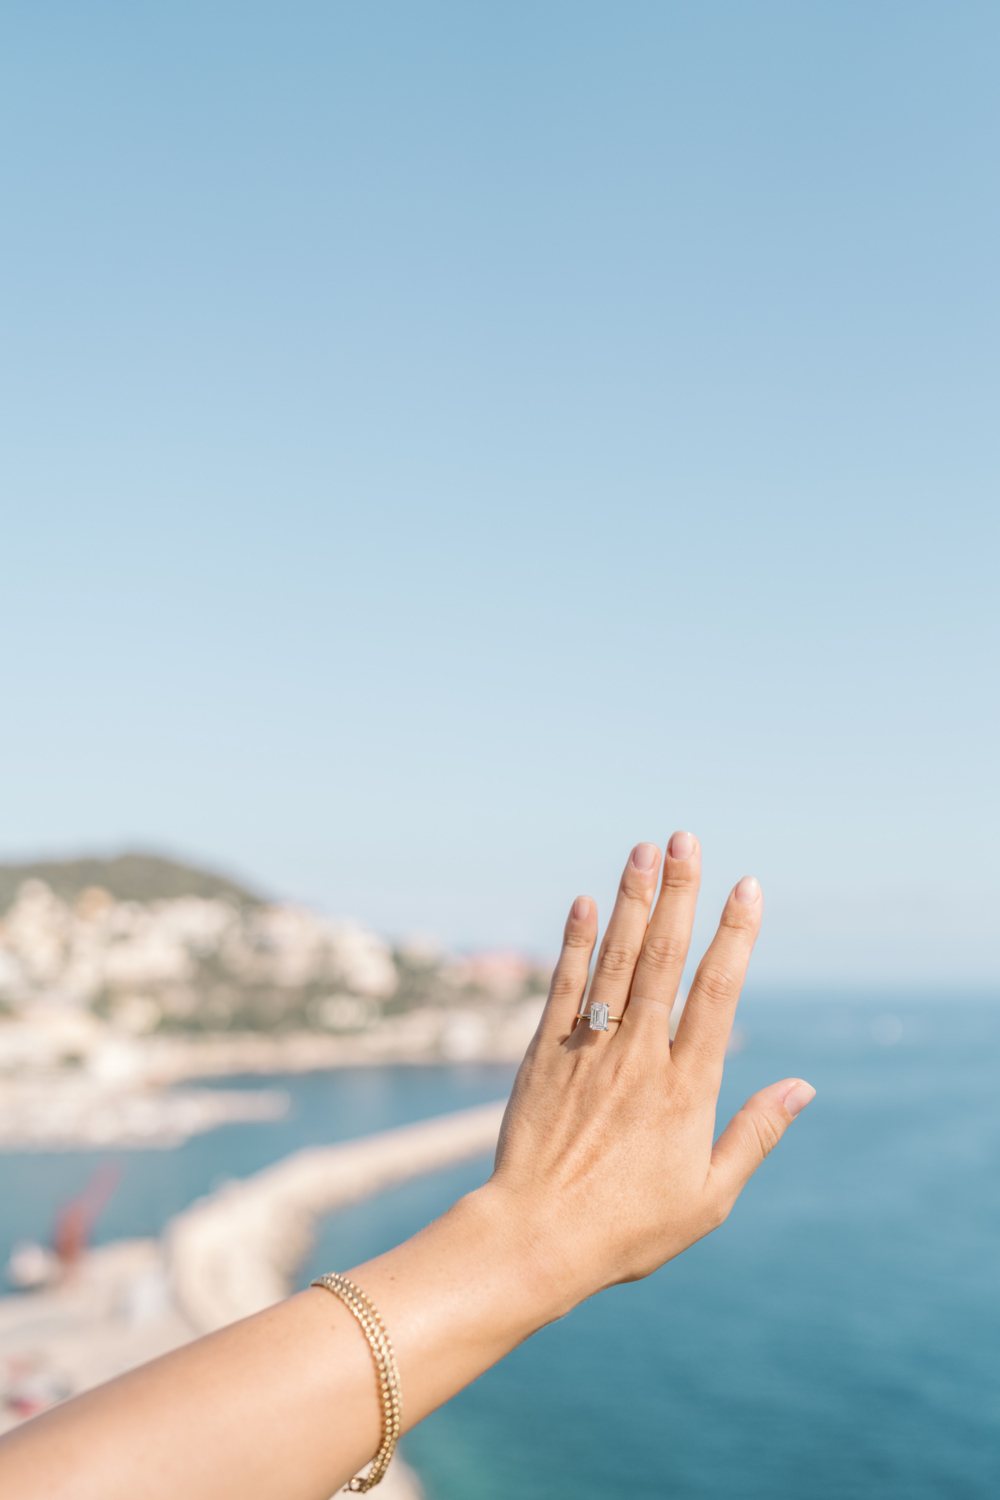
top-left (571, 896), bottom-right (591, 921)
top-left (782, 1082), bottom-right (816, 1118)
top-left (733, 876), bottom-right (760, 904)
top-left (668, 830), bottom-right (695, 860)
top-left (631, 842), bottom-right (659, 872)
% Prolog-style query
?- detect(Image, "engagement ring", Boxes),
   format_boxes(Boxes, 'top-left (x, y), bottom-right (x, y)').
top-left (573, 1001), bottom-right (622, 1031)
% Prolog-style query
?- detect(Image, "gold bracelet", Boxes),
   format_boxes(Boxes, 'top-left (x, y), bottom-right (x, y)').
top-left (311, 1273), bottom-right (402, 1492)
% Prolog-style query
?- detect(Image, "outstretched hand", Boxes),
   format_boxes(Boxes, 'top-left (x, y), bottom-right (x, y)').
top-left (0, 832), bottom-right (816, 1500)
top-left (491, 833), bottom-right (814, 1307)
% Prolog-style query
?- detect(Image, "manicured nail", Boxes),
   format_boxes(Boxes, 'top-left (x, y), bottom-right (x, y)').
top-left (571, 896), bottom-right (591, 921)
top-left (631, 842), bottom-right (659, 872)
top-left (668, 830), bottom-right (695, 860)
top-left (782, 1082), bottom-right (816, 1118)
top-left (733, 876), bottom-right (760, 904)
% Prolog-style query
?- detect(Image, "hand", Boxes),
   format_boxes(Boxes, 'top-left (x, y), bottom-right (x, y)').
top-left (0, 834), bottom-right (816, 1500)
top-left (490, 833), bottom-right (814, 1309)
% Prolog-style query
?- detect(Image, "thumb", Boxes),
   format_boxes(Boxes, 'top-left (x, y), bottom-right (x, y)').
top-left (709, 1078), bottom-right (816, 1202)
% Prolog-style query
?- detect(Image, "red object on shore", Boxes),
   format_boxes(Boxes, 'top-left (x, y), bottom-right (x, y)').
top-left (52, 1163), bottom-right (122, 1269)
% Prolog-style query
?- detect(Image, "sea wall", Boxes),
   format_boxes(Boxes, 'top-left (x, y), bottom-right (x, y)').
top-left (167, 1100), bottom-right (507, 1331)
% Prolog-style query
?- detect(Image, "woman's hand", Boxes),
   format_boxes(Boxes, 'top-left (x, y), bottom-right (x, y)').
top-left (489, 833), bottom-right (814, 1311)
top-left (0, 833), bottom-right (815, 1500)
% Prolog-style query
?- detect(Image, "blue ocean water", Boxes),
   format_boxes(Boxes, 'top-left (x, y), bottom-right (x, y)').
top-left (2, 997), bottom-right (999, 1497)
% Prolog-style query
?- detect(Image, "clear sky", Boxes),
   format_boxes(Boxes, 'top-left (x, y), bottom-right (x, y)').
top-left (2, 2), bottom-right (997, 986)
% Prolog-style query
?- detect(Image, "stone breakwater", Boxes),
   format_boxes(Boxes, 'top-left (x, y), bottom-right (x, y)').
top-left (0, 1101), bottom-right (508, 1498)
top-left (168, 1101), bottom-right (507, 1331)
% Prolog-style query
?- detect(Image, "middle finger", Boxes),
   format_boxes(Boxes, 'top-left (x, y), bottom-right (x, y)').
top-left (619, 829), bottom-right (702, 1052)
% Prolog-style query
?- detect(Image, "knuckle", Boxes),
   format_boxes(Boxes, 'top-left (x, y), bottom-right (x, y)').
top-left (640, 933), bottom-right (687, 975)
top-left (660, 866), bottom-right (698, 892)
top-left (720, 905), bottom-right (757, 937)
top-left (618, 881), bottom-right (652, 909)
top-left (695, 965), bottom-right (738, 1006)
top-left (549, 972), bottom-right (579, 999)
top-left (748, 1109), bottom-right (781, 1158)
top-left (562, 929), bottom-right (594, 952)
top-left (596, 943), bottom-right (636, 979)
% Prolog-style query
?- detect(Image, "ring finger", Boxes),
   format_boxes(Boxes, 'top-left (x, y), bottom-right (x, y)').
top-left (572, 842), bottom-right (661, 1040)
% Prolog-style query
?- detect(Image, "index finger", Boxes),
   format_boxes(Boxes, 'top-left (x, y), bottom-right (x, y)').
top-left (669, 876), bottom-right (762, 1088)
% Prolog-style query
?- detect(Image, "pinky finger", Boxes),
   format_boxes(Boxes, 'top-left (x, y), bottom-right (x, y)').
top-left (539, 896), bottom-right (598, 1040)
top-left (708, 1078), bottom-right (816, 1206)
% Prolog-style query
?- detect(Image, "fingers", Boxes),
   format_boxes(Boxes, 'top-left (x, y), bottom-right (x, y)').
top-left (669, 876), bottom-right (762, 1085)
top-left (708, 1078), bottom-right (816, 1205)
top-left (583, 843), bottom-right (661, 1031)
top-left (539, 895), bottom-right (599, 1037)
top-left (620, 831), bottom-right (701, 1052)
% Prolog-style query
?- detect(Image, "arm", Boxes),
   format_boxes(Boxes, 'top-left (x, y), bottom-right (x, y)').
top-left (0, 834), bottom-right (814, 1500)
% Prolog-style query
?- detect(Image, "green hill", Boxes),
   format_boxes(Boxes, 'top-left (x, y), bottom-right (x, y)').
top-left (0, 852), bottom-right (262, 911)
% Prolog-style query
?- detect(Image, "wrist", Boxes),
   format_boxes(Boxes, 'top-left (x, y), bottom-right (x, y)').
top-left (342, 1180), bottom-right (590, 1431)
top-left (460, 1180), bottom-right (592, 1326)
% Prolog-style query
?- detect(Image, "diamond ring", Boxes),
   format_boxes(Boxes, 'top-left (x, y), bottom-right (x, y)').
top-left (573, 1001), bottom-right (623, 1032)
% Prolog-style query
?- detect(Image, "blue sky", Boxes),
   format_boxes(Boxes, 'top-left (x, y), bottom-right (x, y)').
top-left (2, 2), bottom-right (997, 984)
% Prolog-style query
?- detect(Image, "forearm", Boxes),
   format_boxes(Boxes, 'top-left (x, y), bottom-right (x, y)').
top-left (0, 1185), bottom-right (573, 1500)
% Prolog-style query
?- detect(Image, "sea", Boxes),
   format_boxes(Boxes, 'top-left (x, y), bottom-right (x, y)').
top-left (2, 994), bottom-right (999, 1499)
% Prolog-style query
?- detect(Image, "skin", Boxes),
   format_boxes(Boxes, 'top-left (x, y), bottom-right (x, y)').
top-left (0, 834), bottom-right (814, 1500)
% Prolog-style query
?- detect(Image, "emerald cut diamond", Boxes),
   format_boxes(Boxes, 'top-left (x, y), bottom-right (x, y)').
top-left (588, 1001), bottom-right (610, 1030)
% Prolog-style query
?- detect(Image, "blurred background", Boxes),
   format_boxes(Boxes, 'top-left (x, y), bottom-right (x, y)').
top-left (1, 2), bottom-right (998, 1496)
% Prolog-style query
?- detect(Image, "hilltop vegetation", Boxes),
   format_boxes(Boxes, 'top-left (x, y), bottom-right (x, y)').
top-left (0, 853), bottom-right (260, 913)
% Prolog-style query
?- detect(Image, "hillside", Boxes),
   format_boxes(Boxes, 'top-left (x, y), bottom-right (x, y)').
top-left (0, 854), bottom-right (551, 1058)
top-left (0, 853), bottom-right (261, 912)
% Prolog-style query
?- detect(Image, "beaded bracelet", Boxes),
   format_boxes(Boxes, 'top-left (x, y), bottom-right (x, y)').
top-left (311, 1273), bottom-right (402, 1492)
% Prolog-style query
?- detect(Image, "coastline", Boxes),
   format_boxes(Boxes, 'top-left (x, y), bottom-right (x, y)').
top-left (0, 1002), bottom-right (537, 1151)
top-left (139, 1003), bottom-right (544, 1082)
top-left (0, 1007), bottom-right (534, 1151)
